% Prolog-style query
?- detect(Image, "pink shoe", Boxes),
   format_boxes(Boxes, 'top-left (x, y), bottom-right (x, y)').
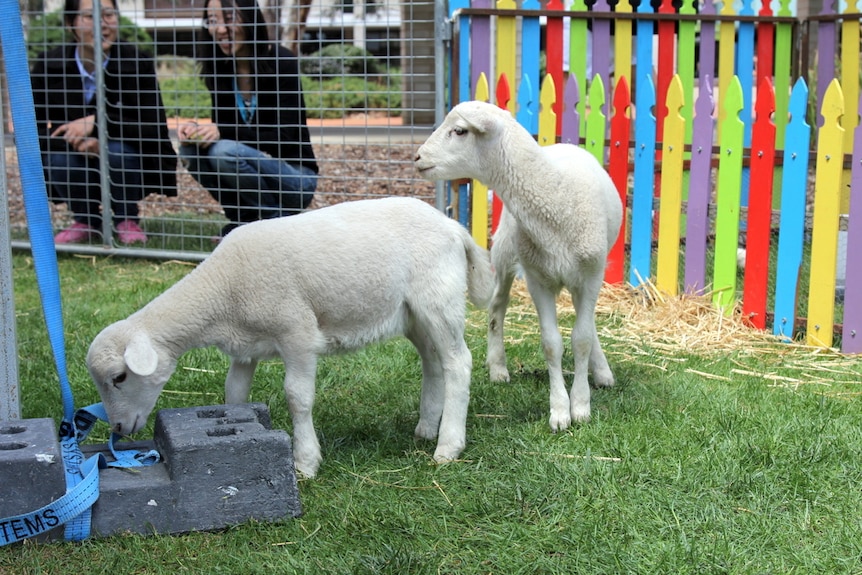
top-left (117, 220), bottom-right (147, 244)
top-left (54, 222), bottom-right (96, 244)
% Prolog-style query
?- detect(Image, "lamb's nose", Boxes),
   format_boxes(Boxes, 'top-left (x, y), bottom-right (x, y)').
top-left (414, 152), bottom-right (421, 161)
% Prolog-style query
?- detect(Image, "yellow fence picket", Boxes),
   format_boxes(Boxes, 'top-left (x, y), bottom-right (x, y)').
top-left (841, 4), bottom-right (859, 153)
top-left (471, 74), bottom-right (491, 249)
top-left (656, 76), bottom-right (685, 296)
top-left (806, 79), bottom-right (845, 347)
top-left (495, 0), bottom-right (517, 114)
top-left (538, 75), bottom-right (557, 147)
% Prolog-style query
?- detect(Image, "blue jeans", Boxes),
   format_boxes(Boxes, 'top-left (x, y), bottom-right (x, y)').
top-left (44, 140), bottom-right (143, 228)
top-left (179, 140), bottom-right (317, 230)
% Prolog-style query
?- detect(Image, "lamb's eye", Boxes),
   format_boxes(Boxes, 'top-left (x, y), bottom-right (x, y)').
top-left (111, 373), bottom-right (127, 388)
top-left (453, 127), bottom-right (467, 136)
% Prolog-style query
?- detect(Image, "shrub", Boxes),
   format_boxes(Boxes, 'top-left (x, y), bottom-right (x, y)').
top-left (300, 43), bottom-right (385, 79)
top-left (157, 56), bottom-right (211, 119)
top-left (302, 75), bottom-right (401, 119)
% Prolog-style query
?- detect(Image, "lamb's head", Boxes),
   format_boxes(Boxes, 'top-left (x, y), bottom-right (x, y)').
top-left (415, 100), bottom-right (511, 183)
top-left (86, 320), bottom-right (177, 436)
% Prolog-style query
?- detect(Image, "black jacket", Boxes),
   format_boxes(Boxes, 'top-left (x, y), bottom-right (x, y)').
top-left (201, 44), bottom-right (318, 174)
top-left (30, 41), bottom-right (178, 197)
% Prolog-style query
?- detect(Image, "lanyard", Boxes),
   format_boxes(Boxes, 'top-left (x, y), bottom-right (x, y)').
top-left (234, 78), bottom-right (257, 124)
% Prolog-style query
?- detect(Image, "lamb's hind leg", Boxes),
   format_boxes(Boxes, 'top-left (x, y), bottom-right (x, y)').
top-left (410, 310), bottom-right (471, 464)
top-left (224, 358), bottom-right (258, 403)
top-left (281, 350), bottom-right (322, 478)
top-left (569, 289), bottom-right (614, 389)
top-left (525, 274), bottom-right (571, 431)
top-left (487, 215), bottom-right (518, 382)
top-left (567, 278), bottom-right (609, 422)
top-left (406, 325), bottom-right (445, 441)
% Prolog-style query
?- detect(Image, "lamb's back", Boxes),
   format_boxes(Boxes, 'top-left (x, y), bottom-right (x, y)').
top-left (208, 197), bottom-right (467, 330)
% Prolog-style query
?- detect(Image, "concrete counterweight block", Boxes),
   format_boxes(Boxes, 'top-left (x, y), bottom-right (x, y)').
top-left (1, 403), bottom-right (301, 542)
top-left (0, 419), bottom-right (67, 542)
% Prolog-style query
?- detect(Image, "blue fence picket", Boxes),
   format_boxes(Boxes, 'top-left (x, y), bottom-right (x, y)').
top-left (521, 0), bottom-right (541, 135)
top-left (772, 79), bottom-right (811, 340)
top-left (630, 75), bottom-right (657, 286)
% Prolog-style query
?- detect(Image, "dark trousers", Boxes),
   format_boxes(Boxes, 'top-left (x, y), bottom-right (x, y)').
top-left (44, 140), bottom-right (144, 228)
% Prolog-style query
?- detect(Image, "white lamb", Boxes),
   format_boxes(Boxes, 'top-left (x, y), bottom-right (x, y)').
top-left (415, 100), bottom-right (623, 428)
top-left (86, 197), bottom-right (494, 478)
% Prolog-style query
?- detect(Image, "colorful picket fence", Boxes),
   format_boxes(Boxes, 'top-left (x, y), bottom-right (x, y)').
top-left (445, 0), bottom-right (862, 354)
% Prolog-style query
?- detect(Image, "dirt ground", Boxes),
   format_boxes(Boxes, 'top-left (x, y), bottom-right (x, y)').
top-left (3, 131), bottom-right (433, 232)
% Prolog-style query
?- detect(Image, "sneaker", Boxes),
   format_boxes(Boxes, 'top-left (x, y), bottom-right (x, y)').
top-left (117, 220), bottom-right (147, 244)
top-left (54, 222), bottom-right (96, 244)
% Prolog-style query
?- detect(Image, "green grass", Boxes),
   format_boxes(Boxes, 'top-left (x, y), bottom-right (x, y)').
top-left (3, 253), bottom-right (862, 573)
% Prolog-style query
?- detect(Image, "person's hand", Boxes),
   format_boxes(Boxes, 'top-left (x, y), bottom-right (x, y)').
top-left (178, 121), bottom-right (220, 148)
top-left (74, 137), bottom-right (100, 157)
top-left (51, 115), bottom-right (96, 149)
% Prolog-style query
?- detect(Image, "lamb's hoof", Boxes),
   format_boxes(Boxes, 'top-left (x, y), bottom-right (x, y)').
top-left (593, 370), bottom-right (615, 388)
top-left (414, 421), bottom-right (439, 441)
top-left (294, 462), bottom-right (319, 479)
top-left (488, 363), bottom-right (511, 383)
top-left (433, 443), bottom-right (464, 464)
top-left (571, 403), bottom-right (591, 423)
top-left (293, 453), bottom-right (322, 479)
top-left (549, 408), bottom-right (571, 432)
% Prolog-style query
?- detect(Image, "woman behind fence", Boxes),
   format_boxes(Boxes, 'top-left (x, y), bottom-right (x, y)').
top-left (30, 0), bottom-right (178, 245)
top-left (177, 0), bottom-right (319, 241)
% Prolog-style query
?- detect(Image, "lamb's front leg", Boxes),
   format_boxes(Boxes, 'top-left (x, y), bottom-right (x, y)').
top-left (525, 275), bottom-right (570, 431)
top-left (224, 357), bottom-right (258, 403)
top-left (282, 353), bottom-right (322, 478)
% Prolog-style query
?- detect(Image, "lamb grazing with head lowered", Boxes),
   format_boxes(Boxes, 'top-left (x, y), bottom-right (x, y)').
top-left (86, 196), bottom-right (494, 478)
top-left (415, 100), bottom-right (623, 429)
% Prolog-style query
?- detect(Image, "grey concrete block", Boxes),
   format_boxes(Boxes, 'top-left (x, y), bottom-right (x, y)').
top-left (0, 418), bottom-right (66, 542)
top-left (0, 403), bottom-right (301, 542)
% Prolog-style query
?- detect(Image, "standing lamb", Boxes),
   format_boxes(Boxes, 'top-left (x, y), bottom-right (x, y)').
top-left (415, 100), bottom-right (623, 429)
top-left (86, 197), bottom-right (494, 478)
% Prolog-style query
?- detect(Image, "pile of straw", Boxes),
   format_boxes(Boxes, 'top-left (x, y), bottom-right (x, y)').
top-left (489, 278), bottom-right (861, 394)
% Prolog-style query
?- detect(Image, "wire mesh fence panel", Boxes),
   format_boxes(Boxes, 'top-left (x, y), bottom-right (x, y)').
top-left (12, 0), bottom-right (437, 260)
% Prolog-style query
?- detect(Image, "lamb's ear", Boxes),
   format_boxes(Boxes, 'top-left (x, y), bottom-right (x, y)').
top-left (455, 108), bottom-right (490, 135)
top-left (124, 332), bottom-right (159, 377)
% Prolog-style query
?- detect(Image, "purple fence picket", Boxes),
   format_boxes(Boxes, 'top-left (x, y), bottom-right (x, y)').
top-left (842, 94), bottom-right (862, 353)
top-left (592, 0), bottom-right (612, 120)
top-left (561, 74), bottom-right (581, 146)
top-left (470, 0), bottom-right (491, 103)
top-left (815, 2), bottom-right (838, 127)
top-left (684, 75), bottom-right (716, 294)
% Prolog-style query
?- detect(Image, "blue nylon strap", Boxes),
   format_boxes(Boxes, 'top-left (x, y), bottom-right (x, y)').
top-left (75, 404), bottom-right (161, 468)
top-left (0, 454), bottom-right (104, 546)
top-left (0, 4), bottom-right (159, 545)
top-left (0, 1), bottom-right (92, 542)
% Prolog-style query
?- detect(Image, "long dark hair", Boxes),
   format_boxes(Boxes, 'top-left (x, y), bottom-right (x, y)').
top-left (198, 0), bottom-right (275, 91)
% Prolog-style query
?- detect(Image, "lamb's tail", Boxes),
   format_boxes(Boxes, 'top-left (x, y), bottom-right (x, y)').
top-left (462, 231), bottom-right (495, 309)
